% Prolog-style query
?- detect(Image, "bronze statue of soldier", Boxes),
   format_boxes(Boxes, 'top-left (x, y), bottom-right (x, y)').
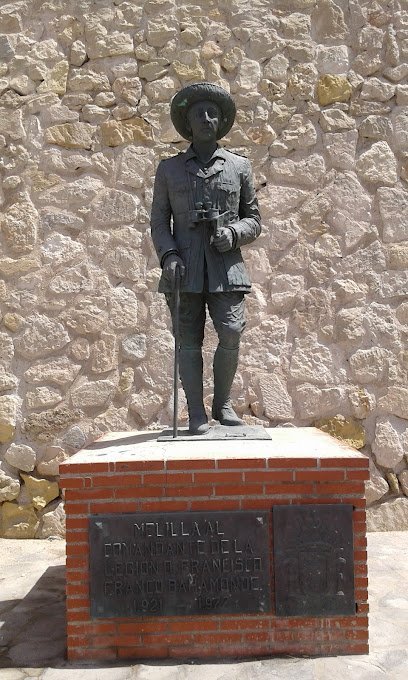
top-left (150, 82), bottom-right (261, 435)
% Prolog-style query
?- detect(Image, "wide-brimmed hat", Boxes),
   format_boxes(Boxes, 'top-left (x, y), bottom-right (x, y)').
top-left (170, 82), bottom-right (236, 141)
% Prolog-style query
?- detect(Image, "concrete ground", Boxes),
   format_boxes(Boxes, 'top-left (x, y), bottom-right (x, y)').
top-left (0, 532), bottom-right (407, 680)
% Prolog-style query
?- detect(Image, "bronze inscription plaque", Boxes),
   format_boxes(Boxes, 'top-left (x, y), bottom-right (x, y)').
top-left (89, 511), bottom-right (271, 618)
top-left (273, 504), bottom-right (355, 617)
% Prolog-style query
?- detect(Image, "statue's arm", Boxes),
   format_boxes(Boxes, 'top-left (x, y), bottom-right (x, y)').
top-left (150, 160), bottom-right (179, 266)
top-left (230, 159), bottom-right (261, 248)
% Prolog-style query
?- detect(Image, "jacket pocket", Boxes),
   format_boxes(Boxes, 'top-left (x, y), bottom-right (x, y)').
top-left (169, 182), bottom-right (188, 214)
top-left (214, 181), bottom-right (239, 213)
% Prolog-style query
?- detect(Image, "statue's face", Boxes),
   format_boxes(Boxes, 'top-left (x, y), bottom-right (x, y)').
top-left (186, 99), bottom-right (221, 143)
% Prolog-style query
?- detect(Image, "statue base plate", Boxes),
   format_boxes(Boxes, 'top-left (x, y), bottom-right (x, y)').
top-left (157, 424), bottom-right (271, 441)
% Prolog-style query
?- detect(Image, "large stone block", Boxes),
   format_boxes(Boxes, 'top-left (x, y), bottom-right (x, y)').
top-left (236, 58), bottom-right (261, 91)
top-left (113, 76), bottom-right (142, 106)
top-left (71, 379), bottom-right (116, 409)
top-left (117, 146), bottom-right (155, 189)
top-left (5, 443), bottom-right (37, 472)
top-left (394, 109), bottom-right (408, 151)
top-left (240, 318), bottom-right (288, 373)
top-left (37, 177), bottom-right (104, 209)
top-left (0, 370), bottom-right (18, 393)
top-left (359, 115), bottom-right (393, 141)
top-left (313, 0), bottom-right (348, 41)
top-left (325, 130), bottom-right (358, 170)
top-left (37, 60), bottom-right (69, 95)
top-left (0, 395), bottom-right (20, 444)
top-left (365, 460), bottom-right (389, 506)
top-left (45, 122), bottom-right (93, 149)
top-left (315, 415), bottom-right (366, 450)
top-left (289, 335), bottom-right (337, 385)
top-left (90, 334), bottom-right (117, 374)
top-left (20, 474), bottom-right (60, 511)
top-left (0, 333), bottom-right (14, 369)
top-left (361, 78), bottom-right (395, 102)
top-left (0, 461), bottom-right (20, 502)
top-left (121, 334), bottom-right (147, 361)
top-left (24, 357), bottom-right (81, 386)
top-left (99, 118), bottom-right (153, 146)
top-left (1, 502), bottom-right (39, 539)
top-left (316, 45), bottom-right (349, 74)
top-left (87, 33), bottom-right (134, 59)
top-left (372, 416), bottom-right (408, 469)
top-left (63, 295), bottom-right (109, 334)
top-left (349, 348), bottom-right (388, 384)
top-left (41, 233), bottom-right (85, 266)
top-left (367, 497), bottom-right (408, 531)
top-left (317, 75), bottom-right (352, 106)
top-left (378, 187), bottom-right (408, 243)
top-left (293, 384), bottom-right (345, 420)
top-left (89, 189), bottom-right (139, 227)
top-left (270, 154), bottom-right (326, 188)
top-left (278, 114), bottom-right (317, 151)
top-left (146, 19), bottom-right (178, 47)
top-left (37, 446), bottom-right (68, 476)
top-left (378, 388), bottom-right (408, 420)
top-left (258, 373), bottom-right (294, 421)
top-left (23, 406), bottom-right (83, 442)
top-left (36, 499), bottom-right (65, 539)
top-left (0, 35), bottom-right (15, 60)
top-left (14, 315), bottom-right (70, 360)
top-left (25, 386), bottom-right (62, 410)
top-left (0, 198), bottom-right (38, 255)
top-left (68, 70), bottom-right (110, 93)
top-left (144, 75), bottom-right (181, 104)
top-left (356, 141), bottom-right (398, 185)
top-left (0, 109), bottom-right (25, 140)
top-left (320, 109), bottom-right (355, 132)
top-left (109, 288), bottom-right (139, 330)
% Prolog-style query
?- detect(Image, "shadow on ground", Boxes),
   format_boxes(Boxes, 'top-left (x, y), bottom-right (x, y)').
top-left (86, 431), bottom-right (160, 450)
top-left (0, 565), bottom-right (66, 668)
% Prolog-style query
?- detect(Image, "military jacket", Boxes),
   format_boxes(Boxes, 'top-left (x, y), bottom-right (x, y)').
top-left (150, 145), bottom-right (261, 294)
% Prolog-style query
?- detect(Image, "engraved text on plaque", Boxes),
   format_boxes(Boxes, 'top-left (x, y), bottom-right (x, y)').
top-left (89, 511), bottom-right (271, 617)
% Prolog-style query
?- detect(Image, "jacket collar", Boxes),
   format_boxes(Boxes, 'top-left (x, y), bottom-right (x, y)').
top-left (183, 145), bottom-right (227, 177)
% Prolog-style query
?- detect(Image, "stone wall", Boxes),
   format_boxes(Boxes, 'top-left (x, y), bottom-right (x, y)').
top-left (0, 0), bottom-right (407, 538)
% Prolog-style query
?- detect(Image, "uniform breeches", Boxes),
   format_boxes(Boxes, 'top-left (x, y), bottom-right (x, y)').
top-left (165, 291), bottom-right (246, 350)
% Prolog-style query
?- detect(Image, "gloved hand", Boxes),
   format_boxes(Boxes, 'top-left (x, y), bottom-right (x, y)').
top-left (162, 253), bottom-right (185, 289)
top-left (212, 226), bottom-right (235, 252)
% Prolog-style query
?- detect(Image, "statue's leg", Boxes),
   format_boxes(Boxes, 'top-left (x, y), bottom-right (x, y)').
top-left (207, 292), bottom-right (246, 426)
top-left (179, 348), bottom-right (209, 435)
top-left (165, 292), bottom-right (209, 435)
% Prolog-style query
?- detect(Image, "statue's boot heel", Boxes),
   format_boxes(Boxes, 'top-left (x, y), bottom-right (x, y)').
top-left (212, 401), bottom-right (243, 426)
top-left (189, 410), bottom-right (210, 435)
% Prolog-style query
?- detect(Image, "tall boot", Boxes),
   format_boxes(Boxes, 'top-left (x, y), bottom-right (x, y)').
top-left (179, 349), bottom-right (210, 435)
top-left (212, 346), bottom-right (243, 426)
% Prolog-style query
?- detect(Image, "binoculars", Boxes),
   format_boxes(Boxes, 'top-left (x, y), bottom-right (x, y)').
top-left (190, 201), bottom-right (222, 224)
top-left (190, 203), bottom-right (229, 242)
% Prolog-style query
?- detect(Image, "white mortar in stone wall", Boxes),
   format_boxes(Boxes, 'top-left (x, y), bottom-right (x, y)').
top-left (0, 0), bottom-right (408, 537)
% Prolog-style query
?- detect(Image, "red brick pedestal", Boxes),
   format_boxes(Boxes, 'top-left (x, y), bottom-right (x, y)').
top-left (60, 427), bottom-right (369, 662)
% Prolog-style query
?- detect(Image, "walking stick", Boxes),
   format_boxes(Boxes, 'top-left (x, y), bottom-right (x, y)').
top-left (172, 265), bottom-right (181, 439)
